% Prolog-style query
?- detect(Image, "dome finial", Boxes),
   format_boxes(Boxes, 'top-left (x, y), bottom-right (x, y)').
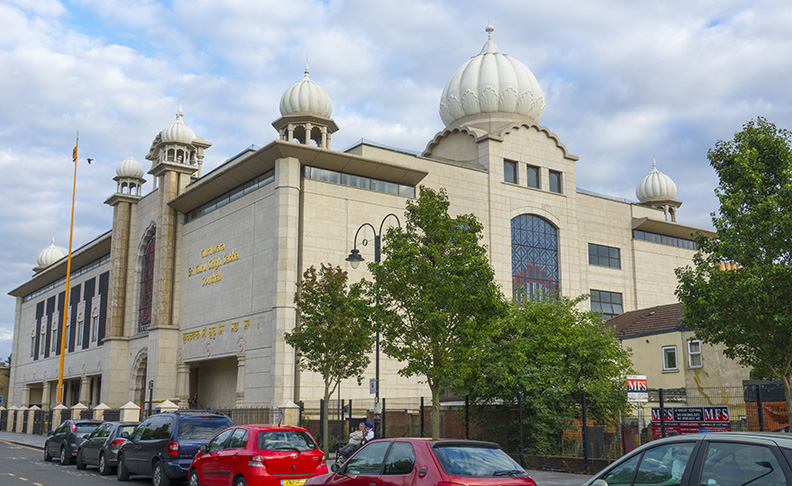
top-left (653, 157), bottom-right (657, 170)
top-left (486, 21), bottom-right (494, 40)
top-left (176, 105), bottom-right (184, 120)
top-left (305, 56), bottom-right (310, 77)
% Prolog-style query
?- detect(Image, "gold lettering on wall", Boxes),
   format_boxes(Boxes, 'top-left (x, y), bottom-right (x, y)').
top-left (187, 242), bottom-right (239, 286)
top-left (182, 321), bottom-right (260, 344)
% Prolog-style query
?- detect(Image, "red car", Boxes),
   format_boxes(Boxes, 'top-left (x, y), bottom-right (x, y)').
top-left (306, 438), bottom-right (537, 486)
top-left (188, 425), bottom-right (328, 486)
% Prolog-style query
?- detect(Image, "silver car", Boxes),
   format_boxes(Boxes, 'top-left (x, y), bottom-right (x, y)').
top-left (583, 432), bottom-right (792, 486)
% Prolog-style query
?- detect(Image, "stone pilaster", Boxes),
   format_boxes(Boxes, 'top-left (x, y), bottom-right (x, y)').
top-left (79, 376), bottom-right (91, 405)
top-left (236, 354), bottom-right (246, 407)
top-left (41, 381), bottom-right (51, 411)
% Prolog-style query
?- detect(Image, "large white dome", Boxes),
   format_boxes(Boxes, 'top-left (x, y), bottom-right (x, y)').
top-left (160, 107), bottom-right (196, 144)
top-left (116, 155), bottom-right (145, 178)
top-left (439, 25), bottom-right (545, 128)
top-left (279, 64), bottom-right (333, 118)
top-left (636, 160), bottom-right (678, 202)
top-left (37, 239), bottom-right (66, 268)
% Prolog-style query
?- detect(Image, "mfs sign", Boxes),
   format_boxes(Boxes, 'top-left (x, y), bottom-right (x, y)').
top-left (627, 375), bottom-right (648, 402)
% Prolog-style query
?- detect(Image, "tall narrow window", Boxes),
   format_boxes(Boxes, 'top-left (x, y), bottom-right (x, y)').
top-left (526, 165), bottom-right (540, 189)
top-left (31, 331), bottom-right (36, 357)
top-left (64, 319), bottom-right (70, 353)
top-left (688, 340), bottom-right (703, 368)
top-left (663, 346), bottom-right (678, 370)
top-left (504, 160), bottom-right (517, 184)
top-left (76, 319), bottom-right (83, 346)
top-left (138, 231), bottom-right (156, 334)
top-left (549, 170), bottom-right (562, 193)
top-left (92, 315), bottom-right (99, 342)
top-left (511, 215), bottom-right (559, 301)
top-left (40, 328), bottom-right (46, 355)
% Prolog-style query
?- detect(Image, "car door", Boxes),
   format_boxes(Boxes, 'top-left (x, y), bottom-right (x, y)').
top-left (377, 442), bottom-right (416, 486)
top-left (195, 428), bottom-right (235, 486)
top-left (215, 427), bottom-right (249, 485)
top-left (593, 441), bottom-right (698, 486)
top-left (695, 440), bottom-right (790, 486)
top-left (333, 441), bottom-right (392, 486)
top-left (84, 423), bottom-right (110, 464)
top-left (49, 422), bottom-right (68, 457)
top-left (125, 418), bottom-right (153, 474)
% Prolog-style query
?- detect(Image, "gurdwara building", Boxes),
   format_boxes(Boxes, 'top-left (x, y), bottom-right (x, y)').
top-left (7, 26), bottom-right (713, 410)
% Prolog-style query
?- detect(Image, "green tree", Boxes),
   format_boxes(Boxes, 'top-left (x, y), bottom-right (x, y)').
top-left (364, 187), bottom-right (506, 438)
top-left (460, 295), bottom-right (633, 454)
top-left (286, 264), bottom-right (374, 453)
top-left (676, 117), bottom-right (792, 425)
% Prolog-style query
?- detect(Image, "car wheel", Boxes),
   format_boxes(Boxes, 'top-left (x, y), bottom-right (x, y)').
top-left (234, 477), bottom-right (248, 486)
top-left (60, 446), bottom-right (71, 466)
top-left (116, 454), bottom-right (130, 481)
top-left (76, 448), bottom-right (86, 470)
top-left (188, 469), bottom-right (200, 486)
top-left (152, 461), bottom-right (171, 486)
top-left (98, 453), bottom-right (111, 475)
top-left (43, 442), bottom-right (53, 461)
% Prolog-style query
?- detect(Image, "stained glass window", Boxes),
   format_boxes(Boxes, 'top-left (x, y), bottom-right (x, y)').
top-left (511, 215), bottom-right (559, 301)
top-left (138, 231), bottom-right (155, 334)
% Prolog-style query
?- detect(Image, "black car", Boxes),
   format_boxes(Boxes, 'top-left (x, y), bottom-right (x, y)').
top-left (75, 421), bottom-right (138, 474)
top-left (43, 419), bottom-right (104, 465)
top-left (116, 410), bottom-right (234, 486)
top-left (583, 432), bottom-right (792, 486)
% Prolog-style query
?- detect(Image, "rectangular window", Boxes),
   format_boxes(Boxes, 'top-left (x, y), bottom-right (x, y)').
top-left (588, 243), bottom-right (621, 269)
top-left (76, 319), bottom-right (83, 345)
top-left (590, 290), bottom-right (624, 320)
top-left (40, 330), bottom-right (46, 355)
top-left (92, 316), bottom-right (99, 342)
top-left (504, 160), bottom-right (517, 184)
top-left (663, 346), bottom-right (678, 370)
top-left (549, 170), bottom-right (562, 193)
top-left (65, 320), bottom-right (70, 353)
top-left (52, 326), bottom-right (57, 353)
top-left (526, 165), bottom-right (540, 188)
top-left (688, 340), bottom-right (703, 368)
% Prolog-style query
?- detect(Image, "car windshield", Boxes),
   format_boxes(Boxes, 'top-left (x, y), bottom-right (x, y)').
top-left (432, 443), bottom-right (527, 478)
top-left (257, 430), bottom-right (318, 452)
top-left (177, 416), bottom-right (233, 440)
top-left (76, 423), bottom-right (102, 434)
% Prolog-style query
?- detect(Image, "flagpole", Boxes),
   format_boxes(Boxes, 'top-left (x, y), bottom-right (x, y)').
top-left (56, 132), bottom-right (79, 406)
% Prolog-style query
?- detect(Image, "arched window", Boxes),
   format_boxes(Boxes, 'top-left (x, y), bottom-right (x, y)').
top-left (511, 214), bottom-right (559, 301)
top-left (138, 231), bottom-right (155, 333)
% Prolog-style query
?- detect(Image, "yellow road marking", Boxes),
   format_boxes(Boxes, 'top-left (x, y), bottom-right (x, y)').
top-left (0, 440), bottom-right (43, 452)
top-left (20, 478), bottom-right (29, 482)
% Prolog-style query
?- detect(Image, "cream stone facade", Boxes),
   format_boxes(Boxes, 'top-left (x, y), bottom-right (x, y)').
top-left (7, 26), bottom-right (715, 412)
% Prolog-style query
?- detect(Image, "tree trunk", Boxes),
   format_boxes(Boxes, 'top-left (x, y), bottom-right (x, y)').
top-left (322, 382), bottom-right (332, 454)
top-left (431, 382), bottom-right (441, 438)
top-left (783, 375), bottom-right (792, 431)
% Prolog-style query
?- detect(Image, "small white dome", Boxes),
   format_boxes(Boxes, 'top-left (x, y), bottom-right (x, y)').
top-left (439, 24), bottom-right (546, 128)
top-left (37, 239), bottom-right (66, 268)
top-left (116, 155), bottom-right (145, 178)
top-left (636, 160), bottom-right (678, 202)
top-left (160, 107), bottom-right (196, 144)
top-left (279, 64), bottom-right (333, 118)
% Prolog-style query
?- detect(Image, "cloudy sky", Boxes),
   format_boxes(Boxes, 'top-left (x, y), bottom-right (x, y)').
top-left (2, 0), bottom-right (792, 362)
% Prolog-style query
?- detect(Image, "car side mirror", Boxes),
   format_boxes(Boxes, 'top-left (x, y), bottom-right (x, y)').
top-left (591, 480), bottom-right (608, 486)
top-left (330, 463), bottom-right (341, 473)
top-left (199, 444), bottom-right (207, 453)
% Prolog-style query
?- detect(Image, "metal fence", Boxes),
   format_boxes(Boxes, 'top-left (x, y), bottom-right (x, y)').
top-left (297, 384), bottom-right (789, 465)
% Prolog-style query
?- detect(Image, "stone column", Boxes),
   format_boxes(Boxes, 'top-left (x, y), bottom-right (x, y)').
top-left (235, 354), bottom-right (246, 407)
top-left (51, 404), bottom-right (68, 431)
top-left (79, 376), bottom-right (91, 405)
top-left (26, 406), bottom-right (39, 435)
top-left (6, 406), bottom-right (18, 432)
top-left (15, 406), bottom-right (27, 433)
top-left (279, 401), bottom-right (301, 427)
top-left (92, 377), bottom-right (101, 406)
top-left (71, 402), bottom-right (88, 420)
top-left (120, 401), bottom-right (140, 423)
top-left (107, 200), bottom-right (132, 337)
top-left (93, 403), bottom-right (110, 421)
top-left (41, 381), bottom-right (52, 411)
top-left (22, 384), bottom-right (30, 407)
top-left (176, 363), bottom-right (189, 408)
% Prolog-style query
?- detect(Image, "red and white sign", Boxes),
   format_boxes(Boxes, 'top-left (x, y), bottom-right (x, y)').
top-left (627, 375), bottom-right (648, 402)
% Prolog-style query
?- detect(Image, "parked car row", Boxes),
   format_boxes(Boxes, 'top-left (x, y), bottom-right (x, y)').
top-left (44, 411), bottom-right (540, 486)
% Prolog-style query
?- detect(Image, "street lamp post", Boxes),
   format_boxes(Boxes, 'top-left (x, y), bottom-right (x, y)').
top-left (346, 213), bottom-right (400, 440)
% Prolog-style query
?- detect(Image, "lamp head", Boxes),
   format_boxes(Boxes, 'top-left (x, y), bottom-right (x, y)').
top-left (346, 248), bottom-right (364, 269)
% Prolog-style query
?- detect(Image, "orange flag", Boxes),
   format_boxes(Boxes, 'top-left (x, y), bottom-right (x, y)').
top-left (72, 136), bottom-right (79, 163)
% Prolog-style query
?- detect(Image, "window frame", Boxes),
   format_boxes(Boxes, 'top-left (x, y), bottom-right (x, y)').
top-left (590, 289), bottom-right (624, 320)
top-left (688, 340), bottom-right (703, 368)
top-left (663, 345), bottom-right (678, 371)
top-left (503, 160), bottom-right (517, 184)
top-left (588, 243), bottom-right (621, 269)
top-left (549, 170), bottom-right (562, 194)
top-left (526, 164), bottom-right (540, 189)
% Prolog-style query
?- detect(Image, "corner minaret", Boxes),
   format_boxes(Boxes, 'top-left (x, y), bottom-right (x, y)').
top-left (636, 159), bottom-right (682, 222)
top-left (272, 63), bottom-right (338, 148)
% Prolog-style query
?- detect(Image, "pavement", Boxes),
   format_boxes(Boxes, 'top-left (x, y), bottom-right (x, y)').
top-left (0, 431), bottom-right (592, 485)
